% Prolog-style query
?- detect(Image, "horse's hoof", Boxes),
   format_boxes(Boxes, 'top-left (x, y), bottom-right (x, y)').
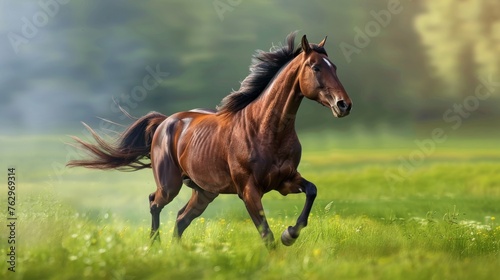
top-left (281, 227), bottom-right (297, 246)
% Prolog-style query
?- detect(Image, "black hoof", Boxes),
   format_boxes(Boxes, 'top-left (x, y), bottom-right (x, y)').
top-left (281, 227), bottom-right (298, 246)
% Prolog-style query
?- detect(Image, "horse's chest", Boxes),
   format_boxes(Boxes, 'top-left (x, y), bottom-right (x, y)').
top-left (251, 148), bottom-right (300, 189)
top-left (254, 159), bottom-right (295, 192)
top-left (270, 159), bottom-right (296, 177)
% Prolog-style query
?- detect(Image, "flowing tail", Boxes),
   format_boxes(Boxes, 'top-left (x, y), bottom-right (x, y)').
top-left (67, 112), bottom-right (167, 171)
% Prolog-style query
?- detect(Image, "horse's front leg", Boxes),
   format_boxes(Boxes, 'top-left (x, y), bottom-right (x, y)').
top-left (241, 186), bottom-right (275, 248)
top-left (281, 177), bottom-right (317, 246)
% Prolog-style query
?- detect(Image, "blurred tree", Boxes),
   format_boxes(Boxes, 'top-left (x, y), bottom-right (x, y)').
top-left (134, 0), bottom-right (299, 113)
top-left (322, 1), bottom-right (428, 127)
top-left (6, 1), bottom-right (496, 133)
top-left (415, 0), bottom-right (500, 96)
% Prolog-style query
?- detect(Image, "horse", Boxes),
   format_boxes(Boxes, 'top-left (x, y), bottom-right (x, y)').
top-left (67, 32), bottom-right (352, 248)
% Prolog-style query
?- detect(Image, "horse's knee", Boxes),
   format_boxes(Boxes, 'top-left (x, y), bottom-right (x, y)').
top-left (306, 182), bottom-right (317, 198)
top-left (150, 203), bottom-right (162, 215)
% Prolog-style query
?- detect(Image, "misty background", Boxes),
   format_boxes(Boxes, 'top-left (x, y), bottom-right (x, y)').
top-left (1, 0), bottom-right (499, 136)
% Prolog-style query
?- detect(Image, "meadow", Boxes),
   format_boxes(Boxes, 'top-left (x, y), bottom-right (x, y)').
top-left (1, 130), bottom-right (499, 279)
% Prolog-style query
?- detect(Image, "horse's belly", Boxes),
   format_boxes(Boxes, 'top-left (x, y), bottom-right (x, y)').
top-left (184, 162), bottom-right (235, 194)
top-left (178, 140), bottom-right (235, 193)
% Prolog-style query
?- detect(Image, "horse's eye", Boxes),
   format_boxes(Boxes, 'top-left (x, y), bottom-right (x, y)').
top-left (312, 65), bottom-right (320, 72)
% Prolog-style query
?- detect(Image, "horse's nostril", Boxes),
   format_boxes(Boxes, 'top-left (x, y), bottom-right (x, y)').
top-left (337, 100), bottom-right (347, 111)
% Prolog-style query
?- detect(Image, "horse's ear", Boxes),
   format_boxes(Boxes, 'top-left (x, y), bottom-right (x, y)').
top-left (318, 36), bottom-right (327, 48)
top-left (301, 35), bottom-right (312, 54)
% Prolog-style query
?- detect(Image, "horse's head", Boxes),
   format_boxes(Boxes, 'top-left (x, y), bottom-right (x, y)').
top-left (297, 35), bottom-right (352, 118)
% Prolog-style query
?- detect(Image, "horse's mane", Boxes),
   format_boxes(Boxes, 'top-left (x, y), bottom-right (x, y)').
top-left (216, 32), bottom-right (327, 113)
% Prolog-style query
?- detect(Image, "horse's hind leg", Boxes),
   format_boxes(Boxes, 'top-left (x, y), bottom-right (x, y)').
top-left (174, 182), bottom-right (218, 238)
top-left (149, 192), bottom-right (164, 240)
top-left (149, 155), bottom-right (183, 240)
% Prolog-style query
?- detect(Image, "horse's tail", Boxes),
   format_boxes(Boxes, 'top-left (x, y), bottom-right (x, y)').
top-left (67, 111), bottom-right (168, 171)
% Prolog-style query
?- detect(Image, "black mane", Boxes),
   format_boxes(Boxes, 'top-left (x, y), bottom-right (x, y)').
top-left (217, 32), bottom-right (327, 113)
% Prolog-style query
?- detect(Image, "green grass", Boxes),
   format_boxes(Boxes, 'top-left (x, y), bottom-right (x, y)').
top-left (1, 133), bottom-right (499, 279)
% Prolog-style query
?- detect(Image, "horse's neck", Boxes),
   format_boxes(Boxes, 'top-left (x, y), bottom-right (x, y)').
top-left (245, 62), bottom-right (303, 136)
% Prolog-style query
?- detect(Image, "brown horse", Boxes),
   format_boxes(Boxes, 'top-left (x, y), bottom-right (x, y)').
top-left (67, 33), bottom-right (352, 248)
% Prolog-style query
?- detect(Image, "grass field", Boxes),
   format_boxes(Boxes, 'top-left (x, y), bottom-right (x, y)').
top-left (1, 131), bottom-right (499, 279)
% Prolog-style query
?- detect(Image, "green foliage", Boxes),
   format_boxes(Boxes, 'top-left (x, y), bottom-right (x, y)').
top-left (415, 0), bottom-right (500, 94)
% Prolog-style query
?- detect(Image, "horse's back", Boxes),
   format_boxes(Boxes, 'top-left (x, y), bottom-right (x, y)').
top-left (189, 108), bottom-right (217, 114)
top-left (152, 108), bottom-right (219, 153)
